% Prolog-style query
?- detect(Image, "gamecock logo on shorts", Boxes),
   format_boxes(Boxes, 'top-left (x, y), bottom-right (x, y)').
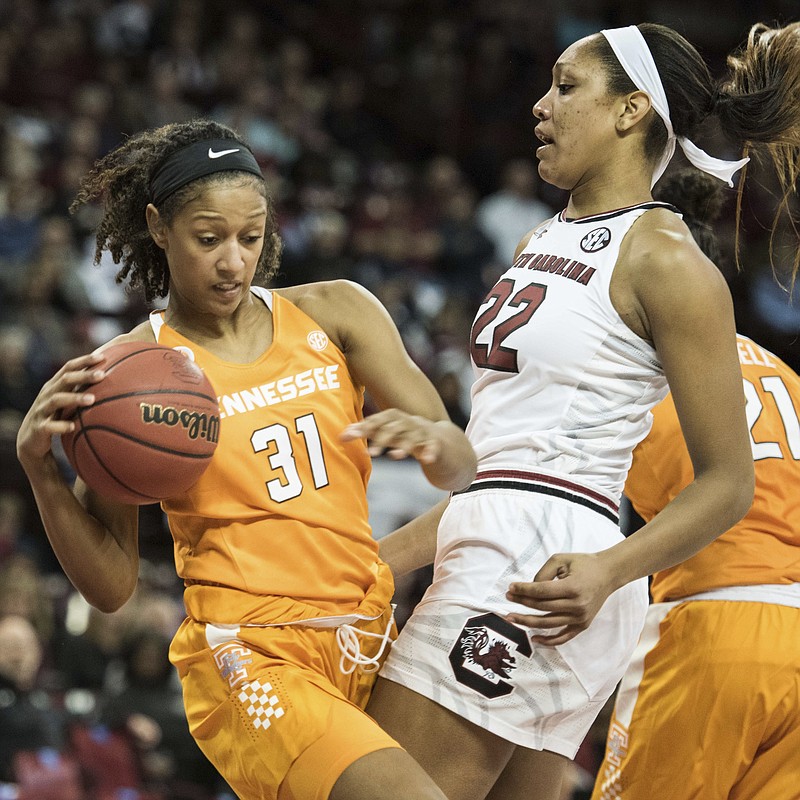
top-left (448, 613), bottom-right (532, 698)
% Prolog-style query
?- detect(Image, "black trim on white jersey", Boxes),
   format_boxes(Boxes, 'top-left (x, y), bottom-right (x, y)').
top-left (455, 469), bottom-right (620, 524)
top-left (560, 202), bottom-right (679, 225)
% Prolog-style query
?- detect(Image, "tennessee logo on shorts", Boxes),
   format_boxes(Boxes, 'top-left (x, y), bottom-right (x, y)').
top-left (448, 613), bottom-right (532, 698)
top-left (214, 642), bottom-right (254, 689)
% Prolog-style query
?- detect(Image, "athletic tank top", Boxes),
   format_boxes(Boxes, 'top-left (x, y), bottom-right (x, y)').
top-left (466, 203), bottom-right (672, 502)
top-left (626, 334), bottom-right (800, 602)
top-left (149, 287), bottom-right (391, 623)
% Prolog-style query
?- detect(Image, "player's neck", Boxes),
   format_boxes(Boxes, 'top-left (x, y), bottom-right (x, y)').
top-left (166, 297), bottom-right (273, 363)
top-left (567, 170), bottom-right (652, 220)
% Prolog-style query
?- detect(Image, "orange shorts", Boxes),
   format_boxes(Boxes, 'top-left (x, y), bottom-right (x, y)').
top-left (591, 600), bottom-right (800, 800)
top-left (169, 605), bottom-right (401, 800)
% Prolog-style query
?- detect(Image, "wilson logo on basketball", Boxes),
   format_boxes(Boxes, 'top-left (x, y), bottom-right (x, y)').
top-left (139, 404), bottom-right (220, 443)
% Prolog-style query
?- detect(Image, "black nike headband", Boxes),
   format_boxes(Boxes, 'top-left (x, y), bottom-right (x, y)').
top-left (148, 139), bottom-right (263, 207)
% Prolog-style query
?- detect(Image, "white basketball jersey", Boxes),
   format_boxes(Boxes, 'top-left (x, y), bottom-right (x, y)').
top-left (466, 202), bottom-right (673, 502)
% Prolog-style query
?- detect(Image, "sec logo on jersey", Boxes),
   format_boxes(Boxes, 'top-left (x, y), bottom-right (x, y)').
top-left (307, 330), bottom-right (329, 351)
top-left (580, 227), bottom-right (612, 252)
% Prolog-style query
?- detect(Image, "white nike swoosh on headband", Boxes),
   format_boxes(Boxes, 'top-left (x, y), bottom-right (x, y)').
top-left (208, 147), bottom-right (241, 158)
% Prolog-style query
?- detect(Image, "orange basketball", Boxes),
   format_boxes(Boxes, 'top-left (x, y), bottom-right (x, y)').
top-left (61, 342), bottom-right (220, 504)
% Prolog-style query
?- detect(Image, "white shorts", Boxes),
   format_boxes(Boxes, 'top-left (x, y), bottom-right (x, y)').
top-left (380, 476), bottom-right (649, 757)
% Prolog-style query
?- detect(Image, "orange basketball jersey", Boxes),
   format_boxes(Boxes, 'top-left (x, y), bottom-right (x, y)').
top-left (625, 334), bottom-right (800, 603)
top-left (150, 288), bottom-right (391, 623)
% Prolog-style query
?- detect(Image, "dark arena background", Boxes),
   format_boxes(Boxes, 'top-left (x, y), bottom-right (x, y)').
top-left (0, 1), bottom-right (797, 798)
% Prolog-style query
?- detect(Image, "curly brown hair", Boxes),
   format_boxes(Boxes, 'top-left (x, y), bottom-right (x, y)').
top-left (70, 119), bottom-right (283, 302)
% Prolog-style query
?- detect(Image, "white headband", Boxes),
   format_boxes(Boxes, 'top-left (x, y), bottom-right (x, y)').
top-left (600, 26), bottom-right (749, 188)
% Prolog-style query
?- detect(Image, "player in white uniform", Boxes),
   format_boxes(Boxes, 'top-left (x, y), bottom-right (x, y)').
top-left (379, 200), bottom-right (671, 756)
top-left (359, 21), bottom-right (800, 800)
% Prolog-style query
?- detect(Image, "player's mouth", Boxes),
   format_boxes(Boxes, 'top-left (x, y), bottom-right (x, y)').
top-left (535, 128), bottom-right (553, 149)
top-left (213, 282), bottom-right (242, 297)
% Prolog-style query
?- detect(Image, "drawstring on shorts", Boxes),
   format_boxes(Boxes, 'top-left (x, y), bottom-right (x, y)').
top-left (335, 605), bottom-right (396, 675)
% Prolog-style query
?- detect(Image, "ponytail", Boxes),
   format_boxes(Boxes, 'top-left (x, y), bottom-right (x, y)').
top-left (594, 21), bottom-right (800, 286)
top-left (720, 22), bottom-right (800, 288)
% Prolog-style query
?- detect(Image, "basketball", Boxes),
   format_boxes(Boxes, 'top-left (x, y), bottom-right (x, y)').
top-left (61, 342), bottom-right (220, 505)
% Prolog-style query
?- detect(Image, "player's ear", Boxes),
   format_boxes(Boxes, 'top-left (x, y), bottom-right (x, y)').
top-left (146, 203), bottom-right (167, 249)
top-left (616, 90), bottom-right (652, 132)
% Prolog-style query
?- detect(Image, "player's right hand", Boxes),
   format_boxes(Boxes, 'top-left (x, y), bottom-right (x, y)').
top-left (16, 351), bottom-right (107, 464)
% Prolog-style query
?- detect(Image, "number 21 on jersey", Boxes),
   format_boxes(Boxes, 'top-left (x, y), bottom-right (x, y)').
top-left (744, 376), bottom-right (800, 461)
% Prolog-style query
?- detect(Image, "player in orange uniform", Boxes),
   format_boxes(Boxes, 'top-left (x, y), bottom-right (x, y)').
top-left (15, 119), bottom-right (476, 800)
top-left (588, 337), bottom-right (800, 800)
top-left (587, 170), bottom-right (800, 799)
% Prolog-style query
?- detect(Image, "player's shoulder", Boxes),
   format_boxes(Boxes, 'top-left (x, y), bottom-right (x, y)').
top-left (276, 280), bottom-right (383, 324)
top-left (96, 323), bottom-right (156, 351)
top-left (277, 279), bottom-right (371, 307)
top-left (513, 220), bottom-right (553, 260)
top-left (626, 207), bottom-right (698, 267)
top-left (274, 280), bottom-right (384, 351)
top-left (623, 208), bottom-right (727, 296)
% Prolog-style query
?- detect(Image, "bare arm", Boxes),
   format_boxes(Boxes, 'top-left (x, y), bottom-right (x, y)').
top-left (379, 499), bottom-right (449, 577)
top-left (288, 281), bottom-right (477, 491)
top-left (507, 217), bottom-right (754, 642)
top-left (602, 232), bottom-right (753, 578)
top-left (15, 335), bottom-right (152, 612)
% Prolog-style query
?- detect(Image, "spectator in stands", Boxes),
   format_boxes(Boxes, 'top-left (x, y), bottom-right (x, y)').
top-left (0, 555), bottom-right (55, 648)
top-left (435, 182), bottom-right (497, 306)
top-left (0, 492), bottom-right (30, 566)
top-left (101, 629), bottom-right (221, 798)
top-left (476, 158), bottom-right (553, 269)
top-left (0, 614), bottom-right (66, 783)
top-left (0, 326), bottom-right (39, 423)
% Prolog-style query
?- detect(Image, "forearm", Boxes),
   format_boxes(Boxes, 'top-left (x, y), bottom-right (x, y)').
top-left (22, 454), bottom-right (139, 611)
top-left (379, 499), bottom-right (448, 578)
top-left (419, 421), bottom-right (477, 491)
top-left (603, 466), bottom-right (754, 590)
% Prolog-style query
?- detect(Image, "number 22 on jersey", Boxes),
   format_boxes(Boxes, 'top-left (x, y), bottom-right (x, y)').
top-left (470, 279), bottom-right (547, 372)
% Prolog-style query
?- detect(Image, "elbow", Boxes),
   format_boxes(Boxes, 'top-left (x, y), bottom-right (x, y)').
top-left (91, 595), bottom-right (127, 615)
top-left (425, 428), bottom-right (477, 491)
top-left (83, 579), bottom-right (136, 615)
top-left (444, 448), bottom-right (478, 492)
top-left (725, 462), bottom-right (756, 527)
top-left (458, 449), bottom-right (478, 491)
top-left (441, 447), bottom-right (477, 492)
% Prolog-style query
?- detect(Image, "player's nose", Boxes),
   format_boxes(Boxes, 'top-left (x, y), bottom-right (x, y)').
top-left (216, 238), bottom-right (247, 272)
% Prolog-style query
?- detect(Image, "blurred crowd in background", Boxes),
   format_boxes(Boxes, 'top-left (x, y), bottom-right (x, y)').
top-left (1, 1), bottom-right (798, 798)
